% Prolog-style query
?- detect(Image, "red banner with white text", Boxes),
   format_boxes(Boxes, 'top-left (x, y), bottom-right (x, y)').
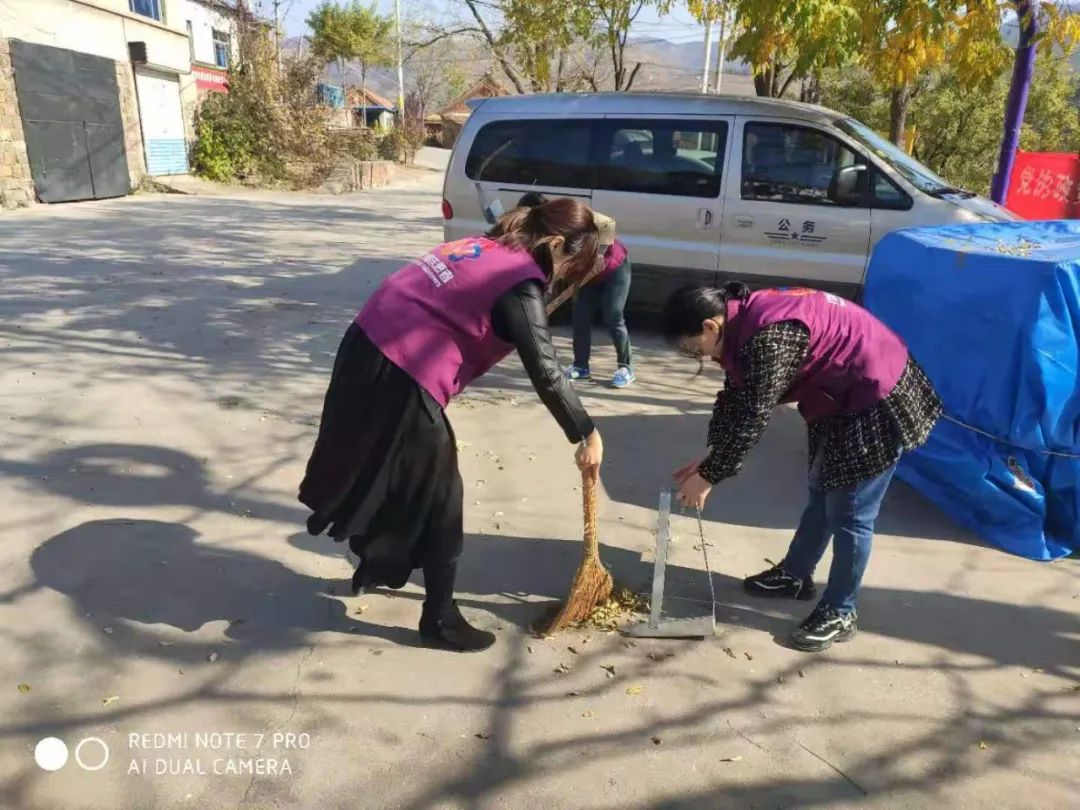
top-left (1005, 150), bottom-right (1080, 220)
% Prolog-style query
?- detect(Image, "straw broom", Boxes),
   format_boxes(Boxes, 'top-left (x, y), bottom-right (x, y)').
top-left (537, 242), bottom-right (615, 634)
top-left (538, 467), bottom-right (613, 634)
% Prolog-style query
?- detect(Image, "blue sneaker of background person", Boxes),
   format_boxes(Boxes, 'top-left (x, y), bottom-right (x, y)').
top-left (611, 366), bottom-right (635, 388)
top-left (565, 365), bottom-right (591, 381)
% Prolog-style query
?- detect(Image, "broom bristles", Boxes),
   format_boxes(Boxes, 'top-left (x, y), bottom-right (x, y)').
top-left (539, 467), bottom-right (613, 634)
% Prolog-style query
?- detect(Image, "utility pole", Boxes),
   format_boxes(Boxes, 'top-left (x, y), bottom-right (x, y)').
top-left (701, 18), bottom-right (713, 94)
top-left (272, 0), bottom-right (283, 75)
top-left (713, 4), bottom-right (728, 93)
top-left (395, 0), bottom-right (405, 120)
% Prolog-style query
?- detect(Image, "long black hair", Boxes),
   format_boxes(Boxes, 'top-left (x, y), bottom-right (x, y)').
top-left (662, 282), bottom-right (751, 349)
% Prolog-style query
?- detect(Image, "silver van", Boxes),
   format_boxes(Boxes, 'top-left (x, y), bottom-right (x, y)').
top-left (441, 92), bottom-right (1016, 306)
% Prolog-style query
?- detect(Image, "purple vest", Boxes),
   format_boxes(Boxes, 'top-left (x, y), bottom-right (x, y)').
top-left (722, 289), bottom-right (909, 423)
top-left (357, 237), bottom-right (546, 408)
top-left (594, 239), bottom-right (629, 283)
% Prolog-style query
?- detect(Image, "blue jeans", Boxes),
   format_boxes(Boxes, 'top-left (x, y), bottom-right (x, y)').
top-left (572, 259), bottom-right (632, 370)
top-left (781, 458), bottom-right (897, 615)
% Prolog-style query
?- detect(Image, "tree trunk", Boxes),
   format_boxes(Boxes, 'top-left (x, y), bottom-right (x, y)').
top-left (339, 57), bottom-right (348, 125)
top-left (555, 49), bottom-right (565, 93)
top-left (889, 84), bottom-right (911, 147)
top-left (360, 63), bottom-right (368, 128)
top-left (753, 63), bottom-right (773, 97)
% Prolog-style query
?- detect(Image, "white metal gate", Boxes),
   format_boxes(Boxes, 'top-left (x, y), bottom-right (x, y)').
top-left (135, 67), bottom-right (188, 176)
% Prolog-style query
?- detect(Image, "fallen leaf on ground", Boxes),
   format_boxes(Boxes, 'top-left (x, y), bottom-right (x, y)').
top-left (355, 604), bottom-right (369, 615)
top-left (567, 646), bottom-right (579, 655)
top-left (600, 665), bottom-right (616, 678)
top-left (626, 685), bottom-right (644, 696)
top-left (582, 711), bottom-right (594, 719)
top-left (978, 741), bottom-right (989, 751)
top-left (651, 736), bottom-right (662, 746)
top-left (208, 652), bottom-right (219, 664)
top-left (102, 696), bottom-right (119, 707)
top-left (474, 732), bottom-right (492, 740)
top-left (565, 691), bottom-right (582, 697)
top-left (744, 652), bottom-right (754, 661)
top-left (719, 755), bottom-right (743, 763)
top-left (723, 647), bottom-right (737, 659)
top-left (777, 675), bottom-right (786, 684)
top-left (103, 626), bottom-right (115, 635)
top-left (647, 652), bottom-right (674, 663)
top-left (798, 670), bottom-right (806, 678)
top-left (554, 663), bottom-right (571, 675)
top-left (17, 684), bottom-right (30, 695)
top-left (159, 641), bottom-right (174, 647)
top-left (527, 646), bottom-right (534, 654)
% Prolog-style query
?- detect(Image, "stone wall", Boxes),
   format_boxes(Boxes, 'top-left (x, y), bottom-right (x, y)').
top-left (115, 62), bottom-right (146, 189)
top-left (318, 160), bottom-right (396, 194)
top-left (0, 38), bottom-right (35, 210)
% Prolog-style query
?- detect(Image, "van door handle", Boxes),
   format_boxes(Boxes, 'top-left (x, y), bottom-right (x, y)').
top-left (734, 215), bottom-right (754, 228)
top-left (698, 208), bottom-right (714, 229)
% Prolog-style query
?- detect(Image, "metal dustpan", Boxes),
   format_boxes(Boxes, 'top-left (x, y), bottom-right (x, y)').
top-left (624, 489), bottom-right (717, 639)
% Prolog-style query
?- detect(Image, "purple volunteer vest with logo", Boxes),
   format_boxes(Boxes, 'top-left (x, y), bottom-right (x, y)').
top-left (721, 289), bottom-right (909, 423)
top-left (357, 236), bottom-right (546, 408)
top-left (594, 238), bottom-right (628, 284)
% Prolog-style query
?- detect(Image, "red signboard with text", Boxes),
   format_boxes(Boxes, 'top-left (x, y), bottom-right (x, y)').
top-left (194, 66), bottom-right (229, 94)
top-left (1005, 150), bottom-right (1080, 220)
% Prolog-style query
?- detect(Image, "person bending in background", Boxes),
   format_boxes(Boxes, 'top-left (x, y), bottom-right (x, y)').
top-left (663, 283), bottom-right (942, 651)
top-left (518, 193), bottom-right (635, 389)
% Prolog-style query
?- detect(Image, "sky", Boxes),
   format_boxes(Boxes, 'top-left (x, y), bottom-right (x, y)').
top-left (277, 0), bottom-right (709, 44)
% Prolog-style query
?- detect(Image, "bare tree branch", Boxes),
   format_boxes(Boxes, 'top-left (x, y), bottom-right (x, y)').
top-left (405, 27), bottom-right (478, 52)
top-left (461, 0), bottom-right (528, 94)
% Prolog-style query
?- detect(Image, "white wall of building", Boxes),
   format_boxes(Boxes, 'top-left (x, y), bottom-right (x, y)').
top-left (0, 0), bottom-right (192, 74)
top-left (177, 0), bottom-right (236, 68)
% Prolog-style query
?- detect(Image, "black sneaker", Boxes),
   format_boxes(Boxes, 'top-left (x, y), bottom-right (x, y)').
top-left (789, 605), bottom-right (857, 652)
top-left (743, 563), bottom-right (816, 600)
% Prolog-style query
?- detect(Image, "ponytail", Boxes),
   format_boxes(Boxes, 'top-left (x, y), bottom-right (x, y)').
top-left (486, 197), bottom-right (600, 283)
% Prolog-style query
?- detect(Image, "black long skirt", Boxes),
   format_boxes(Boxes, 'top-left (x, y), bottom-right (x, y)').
top-left (298, 324), bottom-right (463, 588)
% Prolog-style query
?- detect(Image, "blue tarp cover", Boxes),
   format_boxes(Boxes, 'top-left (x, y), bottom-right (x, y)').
top-left (864, 220), bottom-right (1080, 560)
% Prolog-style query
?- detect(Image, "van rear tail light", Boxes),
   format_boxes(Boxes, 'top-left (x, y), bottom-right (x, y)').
top-left (441, 198), bottom-right (453, 220)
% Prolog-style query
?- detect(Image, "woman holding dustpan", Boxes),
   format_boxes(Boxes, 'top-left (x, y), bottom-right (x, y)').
top-left (299, 198), bottom-right (615, 652)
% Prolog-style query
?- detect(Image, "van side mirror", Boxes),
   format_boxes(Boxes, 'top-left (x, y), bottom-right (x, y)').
top-left (829, 164), bottom-right (867, 206)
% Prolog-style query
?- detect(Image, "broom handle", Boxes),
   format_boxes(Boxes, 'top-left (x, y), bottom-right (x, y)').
top-left (545, 264), bottom-right (603, 317)
top-left (582, 467), bottom-right (599, 559)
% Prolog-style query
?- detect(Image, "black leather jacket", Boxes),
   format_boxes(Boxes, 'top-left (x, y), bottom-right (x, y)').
top-left (490, 279), bottom-right (594, 443)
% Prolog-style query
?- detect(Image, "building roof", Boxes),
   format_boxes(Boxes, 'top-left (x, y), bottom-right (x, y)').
top-left (439, 74), bottom-right (510, 116)
top-left (347, 86), bottom-right (396, 110)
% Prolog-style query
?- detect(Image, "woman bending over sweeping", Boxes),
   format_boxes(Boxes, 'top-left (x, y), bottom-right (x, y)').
top-left (664, 284), bottom-right (942, 652)
top-left (299, 198), bottom-right (607, 653)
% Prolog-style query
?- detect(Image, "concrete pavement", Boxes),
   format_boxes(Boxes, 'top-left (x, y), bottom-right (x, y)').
top-left (0, 172), bottom-right (1077, 809)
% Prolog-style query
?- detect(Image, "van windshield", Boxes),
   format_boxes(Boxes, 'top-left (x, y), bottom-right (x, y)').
top-left (836, 118), bottom-right (955, 195)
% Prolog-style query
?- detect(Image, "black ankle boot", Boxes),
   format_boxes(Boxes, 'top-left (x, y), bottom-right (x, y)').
top-left (419, 601), bottom-right (496, 652)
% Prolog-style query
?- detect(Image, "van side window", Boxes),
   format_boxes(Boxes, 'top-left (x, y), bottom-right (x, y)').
top-left (742, 122), bottom-right (867, 207)
top-left (596, 120), bottom-right (727, 198)
top-left (872, 169), bottom-right (913, 210)
top-left (465, 120), bottom-right (593, 189)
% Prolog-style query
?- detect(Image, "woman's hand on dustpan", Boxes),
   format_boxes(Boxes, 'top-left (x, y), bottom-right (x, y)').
top-left (672, 457), bottom-right (705, 486)
top-left (676, 473), bottom-right (713, 511)
top-left (575, 429), bottom-right (603, 473)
